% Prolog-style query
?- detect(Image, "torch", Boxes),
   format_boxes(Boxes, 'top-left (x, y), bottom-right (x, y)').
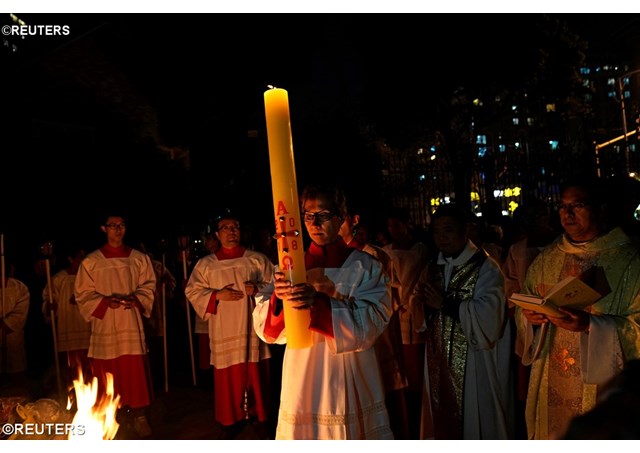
top-left (1, 233), bottom-right (6, 373)
top-left (264, 86), bottom-right (312, 349)
top-left (178, 235), bottom-right (197, 386)
top-left (160, 239), bottom-right (169, 393)
top-left (42, 240), bottom-right (63, 399)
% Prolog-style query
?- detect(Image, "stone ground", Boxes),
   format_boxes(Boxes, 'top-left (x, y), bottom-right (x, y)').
top-left (115, 379), bottom-right (275, 441)
top-left (1, 342), bottom-right (285, 441)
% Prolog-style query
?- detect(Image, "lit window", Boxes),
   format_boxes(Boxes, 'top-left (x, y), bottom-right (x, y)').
top-left (476, 135), bottom-right (487, 145)
top-left (499, 144), bottom-right (506, 153)
top-left (546, 104), bottom-right (556, 112)
top-left (478, 147), bottom-right (487, 157)
top-left (549, 140), bottom-right (559, 151)
top-left (607, 78), bottom-right (615, 86)
top-left (419, 174), bottom-right (426, 181)
top-left (515, 142), bottom-right (521, 149)
top-left (511, 105), bottom-right (517, 111)
top-left (417, 148), bottom-right (424, 155)
top-left (527, 117), bottom-right (534, 126)
top-left (513, 118), bottom-right (519, 125)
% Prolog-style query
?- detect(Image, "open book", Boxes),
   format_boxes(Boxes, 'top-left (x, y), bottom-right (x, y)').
top-left (509, 275), bottom-right (602, 317)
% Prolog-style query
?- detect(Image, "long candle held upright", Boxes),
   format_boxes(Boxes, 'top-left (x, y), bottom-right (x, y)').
top-left (264, 87), bottom-right (312, 349)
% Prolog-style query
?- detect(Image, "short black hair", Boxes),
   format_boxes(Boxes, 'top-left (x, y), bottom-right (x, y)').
top-left (559, 175), bottom-right (606, 210)
top-left (431, 204), bottom-right (470, 229)
top-left (214, 208), bottom-right (240, 231)
top-left (300, 184), bottom-right (347, 219)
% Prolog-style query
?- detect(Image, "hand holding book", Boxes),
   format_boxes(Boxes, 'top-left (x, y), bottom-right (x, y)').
top-left (510, 276), bottom-right (602, 318)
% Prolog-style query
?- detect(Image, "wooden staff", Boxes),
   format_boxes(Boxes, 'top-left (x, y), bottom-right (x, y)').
top-left (160, 240), bottom-right (169, 393)
top-left (1, 234), bottom-right (5, 319)
top-left (179, 237), bottom-right (197, 386)
top-left (43, 242), bottom-right (63, 399)
top-left (1, 233), bottom-right (7, 374)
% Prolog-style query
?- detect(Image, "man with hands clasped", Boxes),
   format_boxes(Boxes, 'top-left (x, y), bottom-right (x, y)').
top-left (185, 210), bottom-right (274, 435)
top-left (74, 213), bottom-right (156, 438)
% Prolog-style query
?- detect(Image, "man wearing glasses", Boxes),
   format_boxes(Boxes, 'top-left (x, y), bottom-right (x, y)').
top-left (74, 213), bottom-right (157, 438)
top-left (185, 210), bottom-right (274, 438)
top-left (253, 184), bottom-right (394, 439)
top-left (515, 176), bottom-right (640, 439)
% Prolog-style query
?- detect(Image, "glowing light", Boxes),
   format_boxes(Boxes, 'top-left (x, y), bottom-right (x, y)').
top-left (67, 368), bottom-right (120, 440)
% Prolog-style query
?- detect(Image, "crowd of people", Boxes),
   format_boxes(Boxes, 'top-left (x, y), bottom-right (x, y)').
top-left (2, 174), bottom-right (640, 440)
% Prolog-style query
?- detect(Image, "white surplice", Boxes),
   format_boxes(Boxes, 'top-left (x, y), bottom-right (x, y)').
top-left (185, 250), bottom-right (274, 368)
top-left (253, 249), bottom-right (394, 440)
top-left (43, 269), bottom-right (91, 352)
top-left (74, 248), bottom-right (156, 359)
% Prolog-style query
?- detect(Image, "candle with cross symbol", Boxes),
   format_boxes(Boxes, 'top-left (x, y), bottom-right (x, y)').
top-left (264, 86), bottom-right (312, 349)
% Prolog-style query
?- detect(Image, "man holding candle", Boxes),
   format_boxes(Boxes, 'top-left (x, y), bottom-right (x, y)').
top-left (253, 184), bottom-right (394, 439)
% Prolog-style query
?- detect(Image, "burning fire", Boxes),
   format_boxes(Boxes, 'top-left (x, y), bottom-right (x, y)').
top-left (67, 368), bottom-right (121, 440)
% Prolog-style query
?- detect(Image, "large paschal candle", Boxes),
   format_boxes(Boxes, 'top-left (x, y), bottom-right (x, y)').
top-left (264, 87), bottom-right (312, 349)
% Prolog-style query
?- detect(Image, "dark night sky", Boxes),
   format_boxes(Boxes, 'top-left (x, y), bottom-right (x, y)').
top-left (1, 12), bottom-right (639, 268)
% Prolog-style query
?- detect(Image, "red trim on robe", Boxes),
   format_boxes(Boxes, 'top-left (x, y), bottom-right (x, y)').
top-left (309, 292), bottom-right (334, 338)
top-left (206, 291), bottom-right (218, 315)
top-left (346, 237), bottom-right (365, 251)
top-left (100, 244), bottom-right (133, 258)
top-left (215, 245), bottom-right (246, 260)
top-left (91, 355), bottom-right (152, 408)
top-left (264, 293), bottom-right (285, 341)
top-left (301, 237), bottom-right (353, 339)
top-left (92, 297), bottom-right (110, 319)
top-left (305, 237), bottom-right (353, 270)
top-left (213, 360), bottom-right (270, 426)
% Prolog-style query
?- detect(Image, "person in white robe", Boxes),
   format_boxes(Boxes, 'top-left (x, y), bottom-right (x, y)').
top-left (413, 204), bottom-right (514, 439)
top-left (1, 275), bottom-right (30, 376)
top-left (74, 214), bottom-right (156, 438)
top-left (253, 184), bottom-right (394, 440)
top-left (42, 245), bottom-right (91, 383)
top-left (382, 207), bottom-right (431, 438)
top-left (185, 212), bottom-right (274, 431)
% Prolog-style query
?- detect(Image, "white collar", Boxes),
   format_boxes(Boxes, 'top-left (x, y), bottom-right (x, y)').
top-left (436, 240), bottom-right (478, 266)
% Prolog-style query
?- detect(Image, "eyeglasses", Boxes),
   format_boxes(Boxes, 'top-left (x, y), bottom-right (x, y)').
top-left (556, 202), bottom-right (590, 212)
top-left (219, 224), bottom-right (240, 233)
top-left (303, 211), bottom-right (336, 224)
top-left (105, 223), bottom-right (126, 230)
